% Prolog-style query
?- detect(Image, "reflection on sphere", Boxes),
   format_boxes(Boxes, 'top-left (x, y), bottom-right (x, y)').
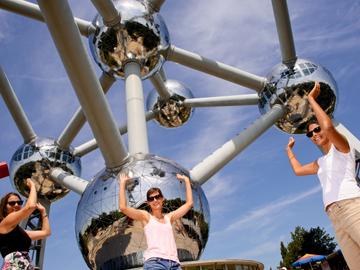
top-left (9, 137), bottom-right (81, 202)
top-left (146, 80), bottom-right (194, 128)
top-left (259, 58), bottom-right (338, 134)
top-left (76, 154), bottom-right (210, 270)
top-left (89, 0), bottom-right (170, 79)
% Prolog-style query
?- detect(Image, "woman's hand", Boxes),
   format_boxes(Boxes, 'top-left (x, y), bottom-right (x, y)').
top-left (308, 81), bottom-right (320, 100)
top-left (36, 202), bottom-right (46, 215)
top-left (26, 178), bottom-right (35, 189)
top-left (118, 173), bottom-right (131, 185)
top-left (287, 137), bottom-right (295, 150)
top-left (176, 174), bottom-right (190, 183)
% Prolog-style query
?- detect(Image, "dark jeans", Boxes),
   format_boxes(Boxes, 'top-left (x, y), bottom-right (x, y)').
top-left (144, 257), bottom-right (181, 270)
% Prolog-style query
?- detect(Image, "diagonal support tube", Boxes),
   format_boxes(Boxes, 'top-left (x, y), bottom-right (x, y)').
top-left (38, 0), bottom-right (128, 169)
top-left (333, 120), bottom-right (360, 157)
top-left (57, 72), bottom-right (116, 149)
top-left (271, 0), bottom-right (297, 68)
top-left (183, 94), bottom-right (259, 107)
top-left (190, 105), bottom-right (286, 185)
top-left (150, 72), bottom-right (172, 100)
top-left (0, 66), bottom-right (37, 143)
top-left (74, 110), bottom-right (156, 157)
top-left (124, 61), bottom-right (150, 154)
top-left (163, 45), bottom-right (267, 92)
top-left (49, 168), bottom-right (88, 195)
top-left (0, 0), bottom-right (95, 36)
top-left (90, 0), bottom-right (121, 27)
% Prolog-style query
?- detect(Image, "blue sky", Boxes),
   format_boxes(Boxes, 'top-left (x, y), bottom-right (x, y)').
top-left (0, 0), bottom-right (360, 269)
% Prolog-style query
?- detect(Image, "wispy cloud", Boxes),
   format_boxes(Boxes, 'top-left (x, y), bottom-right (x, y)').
top-left (7, 74), bottom-right (69, 83)
top-left (237, 240), bottom-right (281, 259)
top-left (0, 11), bottom-right (10, 41)
top-left (223, 185), bottom-right (321, 232)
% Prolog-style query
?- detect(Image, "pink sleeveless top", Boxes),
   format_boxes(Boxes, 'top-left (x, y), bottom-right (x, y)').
top-left (143, 215), bottom-right (179, 262)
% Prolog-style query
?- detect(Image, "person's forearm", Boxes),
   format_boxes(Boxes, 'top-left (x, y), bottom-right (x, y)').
top-left (119, 181), bottom-right (127, 211)
top-left (26, 183), bottom-right (37, 209)
top-left (308, 96), bottom-right (333, 130)
top-left (41, 212), bottom-right (51, 236)
top-left (287, 148), bottom-right (302, 175)
top-left (184, 179), bottom-right (193, 206)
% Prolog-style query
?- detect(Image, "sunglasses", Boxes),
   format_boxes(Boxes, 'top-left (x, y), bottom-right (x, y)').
top-left (306, 126), bottom-right (321, 138)
top-left (7, 200), bottom-right (24, 206)
top-left (147, 194), bottom-right (163, 202)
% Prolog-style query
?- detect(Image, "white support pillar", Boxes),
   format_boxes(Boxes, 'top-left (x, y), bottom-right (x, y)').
top-left (183, 94), bottom-right (259, 107)
top-left (37, 0), bottom-right (128, 168)
top-left (90, 0), bottom-right (121, 27)
top-left (271, 0), bottom-right (297, 68)
top-left (190, 105), bottom-right (286, 184)
top-left (0, 0), bottom-right (95, 36)
top-left (150, 72), bottom-right (172, 100)
top-left (124, 61), bottom-right (150, 154)
top-left (333, 120), bottom-right (360, 157)
top-left (0, 66), bottom-right (37, 143)
top-left (164, 45), bottom-right (267, 92)
top-left (57, 72), bottom-right (116, 149)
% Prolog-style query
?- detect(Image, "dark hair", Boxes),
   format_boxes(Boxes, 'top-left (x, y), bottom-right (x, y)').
top-left (0, 192), bottom-right (22, 221)
top-left (306, 119), bottom-right (319, 131)
top-left (146, 187), bottom-right (163, 201)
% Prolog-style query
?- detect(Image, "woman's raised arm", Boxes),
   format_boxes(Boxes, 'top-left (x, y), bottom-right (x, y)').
top-left (169, 174), bottom-right (193, 223)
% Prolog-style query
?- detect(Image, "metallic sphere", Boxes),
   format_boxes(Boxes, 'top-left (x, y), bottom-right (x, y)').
top-left (89, 0), bottom-right (170, 79)
top-left (146, 80), bottom-right (194, 128)
top-left (75, 154), bottom-right (210, 270)
top-left (258, 58), bottom-right (338, 134)
top-left (9, 137), bottom-right (81, 202)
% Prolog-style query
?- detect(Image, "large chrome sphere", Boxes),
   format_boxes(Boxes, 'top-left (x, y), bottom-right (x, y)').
top-left (76, 154), bottom-right (210, 270)
top-left (89, 0), bottom-right (170, 79)
top-left (259, 58), bottom-right (338, 134)
top-left (9, 137), bottom-right (81, 202)
top-left (146, 80), bottom-right (194, 128)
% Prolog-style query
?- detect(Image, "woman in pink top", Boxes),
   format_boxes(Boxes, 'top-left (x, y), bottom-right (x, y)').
top-left (286, 82), bottom-right (360, 269)
top-left (118, 173), bottom-right (193, 270)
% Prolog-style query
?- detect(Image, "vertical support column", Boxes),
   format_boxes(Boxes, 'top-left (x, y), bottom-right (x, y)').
top-left (124, 61), bottom-right (149, 154)
top-left (34, 199), bottom-right (50, 270)
top-left (90, 0), bottom-right (121, 27)
top-left (271, 0), bottom-right (297, 68)
top-left (21, 199), bottom-right (51, 270)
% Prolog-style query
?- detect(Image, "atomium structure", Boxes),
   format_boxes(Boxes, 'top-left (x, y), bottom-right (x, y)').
top-left (0, 0), bottom-right (359, 270)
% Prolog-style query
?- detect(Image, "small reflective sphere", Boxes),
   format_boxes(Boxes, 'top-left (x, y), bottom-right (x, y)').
top-left (76, 154), bottom-right (210, 270)
top-left (9, 137), bottom-right (81, 202)
top-left (259, 58), bottom-right (338, 134)
top-left (89, 0), bottom-right (170, 79)
top-left (146, 80), bottom-right (194, 128)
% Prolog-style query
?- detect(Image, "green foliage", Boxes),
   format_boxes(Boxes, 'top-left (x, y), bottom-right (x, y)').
top-left (280, 226), bottom-right (337, 269)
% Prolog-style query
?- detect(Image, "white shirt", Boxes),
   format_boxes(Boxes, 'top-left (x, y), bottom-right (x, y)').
top-left (317, 144), bottom-right (360, 208)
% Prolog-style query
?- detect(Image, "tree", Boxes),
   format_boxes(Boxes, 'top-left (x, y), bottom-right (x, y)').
top-left (279, 226), bottom-right (337, 269)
